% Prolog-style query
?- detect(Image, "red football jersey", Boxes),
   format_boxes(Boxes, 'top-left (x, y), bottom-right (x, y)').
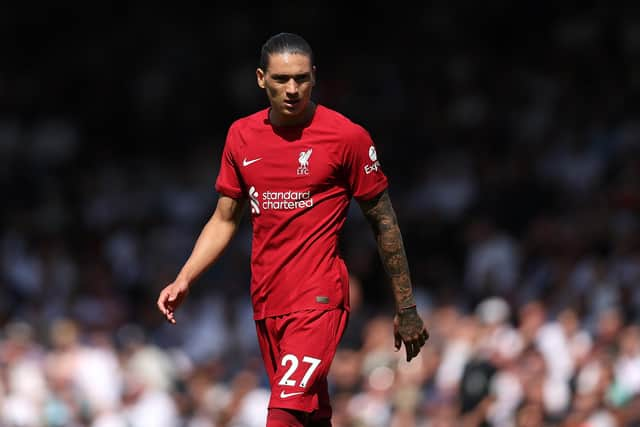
top-left (215, 105), bottom-right (388, 319)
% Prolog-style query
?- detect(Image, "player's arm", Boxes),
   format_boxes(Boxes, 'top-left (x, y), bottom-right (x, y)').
top-left (157, 195), bottom-right (246, 324)
top-left (357, 189), bottom-right (428, 361)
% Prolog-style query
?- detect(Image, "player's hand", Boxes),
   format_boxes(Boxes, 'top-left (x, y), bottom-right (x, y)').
top-left (156, 279), bottom-right (190, 324)
top-left (394, 307), bottom-right (429, 362)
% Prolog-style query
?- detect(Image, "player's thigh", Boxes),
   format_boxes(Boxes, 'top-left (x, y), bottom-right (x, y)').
top-left (274, 309), bottom-right (348, 393)
top-left (255, 319), bottom-right (279, 381)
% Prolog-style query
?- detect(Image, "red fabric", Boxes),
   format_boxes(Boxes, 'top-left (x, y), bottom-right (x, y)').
top-left (256, 309), bottom-right (348, 416)
top-left (266, 408), bottom-right (306, 427)
top-left (215, 105), bottom-right (388, 319)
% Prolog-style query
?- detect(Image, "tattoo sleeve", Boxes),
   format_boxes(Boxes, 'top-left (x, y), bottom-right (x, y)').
top-left (358, 190), bottom-right (415, 310)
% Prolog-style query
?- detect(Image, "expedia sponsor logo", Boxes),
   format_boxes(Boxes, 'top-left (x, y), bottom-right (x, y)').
top-left (364, 161), bottom-right (381, 174)
top-left (364, 145), bottom-right (381, 174)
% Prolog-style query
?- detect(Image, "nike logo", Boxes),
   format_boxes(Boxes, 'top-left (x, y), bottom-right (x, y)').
top-left (280, 391), bottom-right (304, 399)
top-left (242, 157), bottom-right (262, 167)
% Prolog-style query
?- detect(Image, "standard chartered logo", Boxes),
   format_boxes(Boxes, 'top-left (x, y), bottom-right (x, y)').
top-left (249, 186), bottom-right (260, 214)
top-left (263, 190), bottom-right (313, 209)
top-left (247, 186), bottom-right (314, 215)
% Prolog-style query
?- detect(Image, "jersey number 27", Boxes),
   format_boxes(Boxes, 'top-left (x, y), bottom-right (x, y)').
top-left (278, 354), bottom-right (322, 388)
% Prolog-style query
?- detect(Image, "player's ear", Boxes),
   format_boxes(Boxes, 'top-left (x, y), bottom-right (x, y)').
top-left (256, 68), bottom-right (266, 89)
top-left (311, 65), bottom-right (317, 86)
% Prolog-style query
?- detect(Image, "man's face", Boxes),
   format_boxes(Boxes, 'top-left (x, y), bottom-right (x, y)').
top-left (256, 52), bottom-right (316, 125)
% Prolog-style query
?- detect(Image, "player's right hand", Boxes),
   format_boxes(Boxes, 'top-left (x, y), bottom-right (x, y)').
top-left (156, 280), bottom-right (190, 324)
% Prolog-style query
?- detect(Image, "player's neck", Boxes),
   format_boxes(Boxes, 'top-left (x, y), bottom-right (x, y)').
top-left (269, 102), bottom-right (317, 128)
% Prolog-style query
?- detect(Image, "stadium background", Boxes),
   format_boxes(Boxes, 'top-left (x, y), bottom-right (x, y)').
top-left (1, 2), bottom-right (640, 426)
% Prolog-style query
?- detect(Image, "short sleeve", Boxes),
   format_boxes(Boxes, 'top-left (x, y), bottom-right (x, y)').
top-left (214, 125), bottom-right (245, 199)
top-left (344, 125), bottom-right (388, 201)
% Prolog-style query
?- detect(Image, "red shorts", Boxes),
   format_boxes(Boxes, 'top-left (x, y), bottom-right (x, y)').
top-left (255, 309), bottom-right (348, 417)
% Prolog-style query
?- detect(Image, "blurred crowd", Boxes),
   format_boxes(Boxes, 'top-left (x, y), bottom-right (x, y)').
top-left (2, 2), bottom-right (640, 426)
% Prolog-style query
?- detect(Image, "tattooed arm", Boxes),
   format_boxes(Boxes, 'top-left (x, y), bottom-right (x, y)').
top-left (358, 190), bottom-right (429, 361)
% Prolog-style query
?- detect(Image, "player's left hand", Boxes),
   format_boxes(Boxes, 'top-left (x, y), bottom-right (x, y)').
top-left (394, 307), bottom-right (429, 362)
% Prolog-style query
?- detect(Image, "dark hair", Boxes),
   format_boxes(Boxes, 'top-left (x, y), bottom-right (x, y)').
top-left (259, 32), bottom-right (314, 71)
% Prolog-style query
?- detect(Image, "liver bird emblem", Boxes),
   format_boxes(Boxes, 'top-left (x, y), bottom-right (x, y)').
top-left (299, 149), bottom-right (312, 168)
